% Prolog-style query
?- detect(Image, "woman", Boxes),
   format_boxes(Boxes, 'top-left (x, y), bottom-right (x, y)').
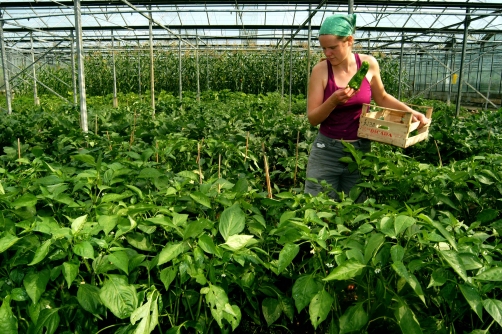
top-left (305, 14), bottom-right (430, 201)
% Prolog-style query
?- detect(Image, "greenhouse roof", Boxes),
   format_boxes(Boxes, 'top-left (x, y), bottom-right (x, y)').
top-left (1, 0), bottom-right (501, 53)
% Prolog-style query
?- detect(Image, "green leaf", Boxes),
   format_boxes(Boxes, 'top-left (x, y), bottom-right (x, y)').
top-left (474, 267), bottom-right (502, 281)
top-left (363, 233), bottom-right (385, 265)
top-left (222, 234), bottom-right (254, 251)
top-left (98, 215), bottom-right (119, 235)
top-left (160, 267), bottom-right (177, 291)
top-left (33, 308), bottom-right (60, 334)
top-left (459, 284), bottom-right (483, 320)
top-left (73, 241), bottom-right (95, 259)
top-left (77, 283), bottom-right (104, 315)
top-left (99, 275), bottom-right (138, 319)
top-left (62, 262), bottom-right (79, 288)
top-left (476, 209), bottom-right (498, 223)
top-left (219, 203), bottom-right (245, 241)
top-left (11, 288), bottom-right (29, 302)
top-left (0, 295), bottom-right (17, 334)
top-left (390, 245), bottom-right (405, 263)
top-left (72, 154), bottom-right (96, 166)
top-left (394, 301), bottom-right (423, 334)
top-left (378, 216), bottom-right (396, 238)
top-left (138, 168), bottom-right (163, 178)
top-left (277, 243), bottom-right (299, 274)
top-left (309, 289), bottom-right (333, 330)
top-left (324, 259), bottom-right (366, 281)
top-left (108, 251), bottom-right (130, 275)
top-left (190, 191), bottom-right (212, 208)
top-left (483, 299), bottom-right (502, 328)
top-left (23, 269), bottom-right (50, 304)
top-left (262, 298), bottom-right (282, 326)
top-left (392, 262), bottom-right (426, 305)
top-left (198, 234), bottom-right (218, 255)
top-left (394, 215), bottom-right (415, 235)
top-left (131, 290), bottom-right (159, 334)
top-left (12, 193), bottom-right (37, 208)
top-left (101, 191), bottom-right (133, 203)
top-left (71, 214), bottom-right (88, 235)
top-left (0, 233), bottom-right (20, 253)
top-left (428, 218), bottom-right (458, 251)
top-left (126, 232), bottom-right (152, 251)
top-left (439, 249), bottom-right (467, 281)
top-left (28, 239), bottom-right (52, 266)
top-left (183, 219), bottom-right (211, 240)
top-left (427, 269), bottom-right (447, 288)
top-left (203, 284), bottom-right (241, 330)
top-left (158, 242), bottom-right (188, 266)
top-left (292, 275), bottom-right (322, 313)
top-left (339, 303), bottom-right (368, 334)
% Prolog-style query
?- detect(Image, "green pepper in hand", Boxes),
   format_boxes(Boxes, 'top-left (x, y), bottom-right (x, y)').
top-left (347, 61), bottom-right (369, 90)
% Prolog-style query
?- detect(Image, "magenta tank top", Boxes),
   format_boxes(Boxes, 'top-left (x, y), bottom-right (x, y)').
top-left (319, 54), bottom-right (371, 140)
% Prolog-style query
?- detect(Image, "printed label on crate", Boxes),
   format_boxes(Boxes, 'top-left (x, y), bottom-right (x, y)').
top-left (369, 127), bottom-right (392, 137)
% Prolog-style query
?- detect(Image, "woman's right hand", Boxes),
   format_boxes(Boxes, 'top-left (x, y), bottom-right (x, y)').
top-left (330, 87), bottom-right (356, 105)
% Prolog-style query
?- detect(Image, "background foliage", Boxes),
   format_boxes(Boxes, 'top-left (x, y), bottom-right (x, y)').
top-left (0, 90), bottom-right (501, 333)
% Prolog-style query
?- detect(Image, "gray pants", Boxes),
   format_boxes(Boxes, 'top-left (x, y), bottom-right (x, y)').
top-left (305, 132), bottom-right (371, 201)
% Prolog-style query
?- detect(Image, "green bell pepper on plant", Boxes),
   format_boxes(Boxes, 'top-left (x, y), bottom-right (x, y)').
top-left (347, 61), bottom-right (369, 90)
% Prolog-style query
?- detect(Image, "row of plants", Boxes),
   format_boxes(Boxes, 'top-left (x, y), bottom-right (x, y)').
top-left (0, 92), bottom-right (501, 333)
top-left (13, 48), bottom-right (406, 99)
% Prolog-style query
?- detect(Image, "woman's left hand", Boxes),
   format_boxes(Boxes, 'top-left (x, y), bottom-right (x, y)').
top-left (413, 113), bottom-right (431, 129)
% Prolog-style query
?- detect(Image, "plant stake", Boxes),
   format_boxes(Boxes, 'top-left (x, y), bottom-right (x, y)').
top-left (262, 143), bottom-right (272, 199)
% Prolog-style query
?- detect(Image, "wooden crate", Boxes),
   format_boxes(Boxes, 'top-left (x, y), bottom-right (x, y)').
top-left (357, 103), bottom-right (433, 148)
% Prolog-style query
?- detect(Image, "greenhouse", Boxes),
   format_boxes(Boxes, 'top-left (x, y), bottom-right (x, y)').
top-left (0, 1), bottom-right (501, 333)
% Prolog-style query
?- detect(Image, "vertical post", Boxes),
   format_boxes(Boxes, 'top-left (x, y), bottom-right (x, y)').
top-left (178, 34), bottom-right (182, 102)
top-left (111, 30), bottom-right (118, 108)
top-left (30, 33), bottom-right (40, 106)
top-left (281, 29), bottom-right (285, 101)
top-left (455, 9), bottom-right (470, 118)
top-left (138, 40), bottom-right (142, 100)
top-left (70, 30), bottom-right (77, 105)
top-left (306, 3), bottom-right (312, 110)
top-left (447, 44), bottom-right (455, 106)
top-left (398, 34), bottom-right (404, 100)
top-left (74, 0), bottom-right (88, 133)
top-left (196, 30), bottom-right (200, 103)
top-left (148, 5), bottom-right (155, 114)
top-left (289, 29), bottom-right (293, 112)
top-left (348, 0), bottom-right (354, 14)
top-left (0, 10), bottom-right (12, 114)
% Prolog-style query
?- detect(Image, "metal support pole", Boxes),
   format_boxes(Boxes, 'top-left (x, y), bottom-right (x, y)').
top-left (348, 0), bottom-right (354, 14)
top-left (178, 35), bottom-right (182, 102)
top-left (0, 11), bottom-right (12, 114)
top-left (196, 30), bottom-right (200, 103)
top-left (111, 30), bottom-right (118, 108)
top-left (70, 31), bottom-right (77, 106)
top-left (398, 34), bottom-right (404, 100)
top-left (281, 29), bottom-right (285, 100)
top-left (148, 5), bottom-right (155, 114)
top-left (30, 32), bottom-right (39, 106)
top-left (413, 49), bottom-right (417, 94)
top-left (74, 0), bottom-right (88, 132)
top-left (306, 3), bottom-right (312, 107)
top-left (289, 29), bottom-right (293, 112)
top-left (138, 40), bottom-right (141, 100)
top-left (455, 9), bottom-right (470, 117)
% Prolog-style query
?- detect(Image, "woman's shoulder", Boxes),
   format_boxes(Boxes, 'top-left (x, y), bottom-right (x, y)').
top-left (357, 53), bottom-right (378, 65)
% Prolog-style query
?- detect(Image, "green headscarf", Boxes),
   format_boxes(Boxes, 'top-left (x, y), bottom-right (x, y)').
top-left (319, 14), bottom-right (356, 37)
